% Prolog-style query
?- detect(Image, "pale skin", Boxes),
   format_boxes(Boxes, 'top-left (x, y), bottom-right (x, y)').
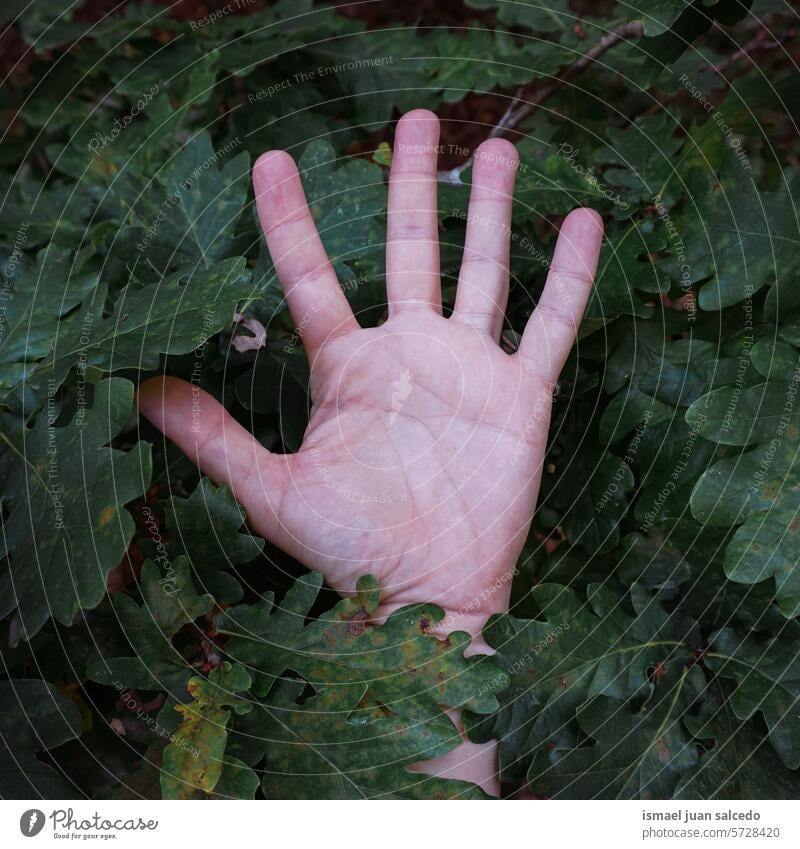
top-left (137, 109), bottom-right (603, 796)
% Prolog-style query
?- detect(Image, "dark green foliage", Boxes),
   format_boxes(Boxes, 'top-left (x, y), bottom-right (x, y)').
top-left (86, 558), bottom-right (215, 695)
top-left (1, 378), bottom-right (150, 645)
top-left (1, 0), bottom-right (799, 801)
top-left (218, 573), bottom-right (506, 720)
top-left (464, 582), bottom-right (703, 791)
top-left (0, 680), bottom-right (81, 797)
top-left (255, 681), bottom-right (488, 799)
top-left (706, 625), bottom-right (800, 769)
top-left (152, 479), bottom-right (265, 603)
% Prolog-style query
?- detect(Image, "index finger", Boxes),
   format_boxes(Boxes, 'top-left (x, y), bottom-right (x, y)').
top-left (253, 150), bottom-right (359, 355)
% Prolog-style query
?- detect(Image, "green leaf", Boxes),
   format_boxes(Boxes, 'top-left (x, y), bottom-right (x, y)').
top-left (617, 530), bottom-right (692, 590)
top-left (46, 55), bottom-right (219, 184)
top-left (211, 0), bottom-right (327, 76)
top-left (0, 679), bottom-right (82, 798)
top-left (161, 662), bottom-right (253, 799)
top-left (725, 502), bottom-right (800, 618)
top-left (706, 625), bottom-right (800, 769)
top-left (427, 27), bottom-right (564, 103)
top-left (465, 0), bottom-right (571, 32)
top-left (676, 685), bottom-right (800, 799)
top-left (0, 180), bottom-right (95, 247)
top-left (14, 257), bottom-right (248, 400)
top-left (691, 426), bottom-right (800, 527)
top-left (251, 680), bottom-right (487, 799)
top-left (639, 354), bottom-right (750, 408)
top-left (636, 1), bottom-right (754, 87)
top-left (779, 318), bottom-right (800, 347)
top-left (102, 39), bottom-right (216, 102)
top-left (677, 557), bottom-right (786, 634)
top-left (632, 416), bottom-right (717, 526)
top-left (209, 756), bottom-right (259, 799)
top-left (512, 141), bottom-right (634, 221)
top-left (597, 315), bottom-right (688, 444)
top-left (594, 114), bottom-right (683, 204)
top-left (297, 140), bottom-right (387, 288)
top-left (750, 338), bottom-right (799, 381)
top-left (0, 378), bottom-right (151, 645)
top-left (689, 402), bottom-right (800, 616)
top-left (110, 132), bottom-right (250, 274)
top-left (541, 445), bottom-right (634, 553)
top-left (664, 173), bottom-right (800, 310)
top-left (1, 0), bottom-right (84, 48)
top-left (86, 558), bottom-right (214, 694)
top-left (234, 342), bottom-right (309, 452)
top-left (153, 478), bottom-right (265, 604)
top-left (218, 573), bottom-right (505, 722)
top-left (307, 28), bottom-right (433, 127)
top-left (0, 247), bottom-right (99, 399)
top-left (625, 1), bottom-right (698, 36)
top-left (583, 225), bottom-right (660, 324)
top-left (528, 677), bottom-right (700, 799)
top-left (465, 583), bottom-right (701, 784)
top-left (686, 381), bottom-right (800, 446)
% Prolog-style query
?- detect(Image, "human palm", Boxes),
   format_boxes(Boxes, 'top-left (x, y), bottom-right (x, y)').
top-left (138, 109), bottom-right (603, 633)
top-left (267, 308), bottom-right (541, 614)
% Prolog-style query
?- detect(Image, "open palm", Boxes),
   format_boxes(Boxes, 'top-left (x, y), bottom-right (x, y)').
top-left (137, 109), bottom-right (603, 635)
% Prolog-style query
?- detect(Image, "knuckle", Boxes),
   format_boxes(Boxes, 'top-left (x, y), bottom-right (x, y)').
top-left (263, 206), bottom-right (310, 237)
top-left (390, 222), bottom-right (435, 241)
top-left (548, 265), bottom-right (593, 286)
top-left (534, 300), bottom-right (578, 330)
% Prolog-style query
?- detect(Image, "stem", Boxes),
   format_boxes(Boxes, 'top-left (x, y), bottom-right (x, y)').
top-left (712, 26), bottom-right (796, 76)
top-left (439, 20), bottom-right (644, 183)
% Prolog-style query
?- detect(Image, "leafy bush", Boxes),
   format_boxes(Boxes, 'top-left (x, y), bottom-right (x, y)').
top-left (1, 0), bottom-right (799, 800)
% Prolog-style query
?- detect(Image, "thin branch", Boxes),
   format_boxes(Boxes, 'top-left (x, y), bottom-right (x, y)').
top-left (438, 20), bottom-right (644, 183)
top-left (712, 26), bottom-right (796, 76)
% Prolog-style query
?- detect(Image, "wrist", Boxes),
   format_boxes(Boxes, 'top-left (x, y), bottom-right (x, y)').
top-left (407, 709), bottom-right (500, 796)
top-left (368, 563), bottom-right (516, 796)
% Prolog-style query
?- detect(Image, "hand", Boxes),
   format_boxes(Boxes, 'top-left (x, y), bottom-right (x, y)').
top-left (137, 109), bottom-right (603, 793)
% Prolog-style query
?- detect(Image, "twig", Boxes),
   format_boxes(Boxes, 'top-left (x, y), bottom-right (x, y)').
top-left (438, 20), bottom-right (644, 183)
top-left (712, 26), bottom-right (796, 76)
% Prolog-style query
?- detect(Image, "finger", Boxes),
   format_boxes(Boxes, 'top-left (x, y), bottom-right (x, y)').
top-left (518, 208), bottom-right (604, 383)
top-left (452, 139), bottom-right (518, 339)
top-left (253, 150), bottom-right (358, 354)
top-left (386, 109), bottom-right (441, 314)
top-left (136, 376), bottom-right (288, 541)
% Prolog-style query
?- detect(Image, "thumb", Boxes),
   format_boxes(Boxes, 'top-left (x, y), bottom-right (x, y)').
top-left (136, 376), bottom-right (288, 540)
